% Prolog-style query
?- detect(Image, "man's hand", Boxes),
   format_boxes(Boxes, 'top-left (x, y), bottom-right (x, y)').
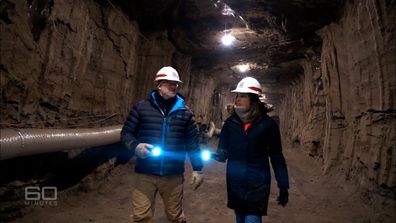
top-left (135, 143), bottom-right (153, 159)
top-left (190, 171), bottom-right (204, 190)
top-left (277, 187), bottom-right (288, 207)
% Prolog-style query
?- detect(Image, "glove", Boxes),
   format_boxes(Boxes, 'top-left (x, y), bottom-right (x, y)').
top-left (213, 150), bottom-right (228, 163)
top-left (190, 171), bottom-right (204, 190)
top-left (135, 143), bottom-right (153, 159)
top-left (213, 153), bottom-right (226, 163)
top-left (277, 187), bottom-right (288, 207)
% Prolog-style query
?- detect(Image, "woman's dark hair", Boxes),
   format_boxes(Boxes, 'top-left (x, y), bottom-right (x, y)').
top-left (247, 93), bottom-right (272, 119)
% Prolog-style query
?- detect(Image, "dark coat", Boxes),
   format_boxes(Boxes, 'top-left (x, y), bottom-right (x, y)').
top-left (120, 91), bottom-right (203, 176)
top-left (217, 114), bottom-right (289, 215)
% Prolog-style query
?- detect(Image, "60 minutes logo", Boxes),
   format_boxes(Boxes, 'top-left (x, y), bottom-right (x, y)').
top-left (24, 186), bottom-right (58, 206)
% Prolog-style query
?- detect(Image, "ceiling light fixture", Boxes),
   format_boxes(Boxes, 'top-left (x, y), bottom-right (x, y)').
top-left (221, 32), bottom-right (235, 46)
top-left (238, 64), bottom-right (249, 72)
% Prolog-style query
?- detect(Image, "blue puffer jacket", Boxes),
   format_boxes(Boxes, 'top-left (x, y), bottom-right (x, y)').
top-left (120, 91), bottom-right (203, 176)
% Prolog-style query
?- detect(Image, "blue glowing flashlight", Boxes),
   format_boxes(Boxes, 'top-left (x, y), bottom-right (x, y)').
top-left (151, 146), bottom-right (162, 157)
top-left (201, 150), bottom-right (211, 161)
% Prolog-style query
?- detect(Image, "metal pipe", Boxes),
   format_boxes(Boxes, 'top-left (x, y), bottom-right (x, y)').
top-left (0, 125), bottom-right (122, 161)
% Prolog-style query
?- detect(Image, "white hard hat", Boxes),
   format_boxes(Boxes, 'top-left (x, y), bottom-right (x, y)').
top-left (155, 66), bottom-right (182, 83)
top-left (231, 77), bottom-right (262, 95)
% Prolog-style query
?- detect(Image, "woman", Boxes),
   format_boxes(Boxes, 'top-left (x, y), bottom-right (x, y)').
top-left (214, 77), bottom-right (289, 223)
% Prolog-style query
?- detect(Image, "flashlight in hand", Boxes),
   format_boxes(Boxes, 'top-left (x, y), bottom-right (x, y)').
top-left (200, 150), bottom-right (213, 161)
top-left (151, 146), bottom-right (162, 157)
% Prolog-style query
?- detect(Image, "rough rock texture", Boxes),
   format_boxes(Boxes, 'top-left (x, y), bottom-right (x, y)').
top-left (278, 0), bottom-right (396, 191)
top-left (0, 0), bottom-right (193, 129)
top-left (2, 0), bottom-right (135, 127)
top-left (183, 70), bottom-right (232, 126)
top-left (0, 1), bottom-right (194, 219)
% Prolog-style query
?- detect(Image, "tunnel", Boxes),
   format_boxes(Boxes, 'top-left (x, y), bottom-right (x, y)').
top-left (0, 0), bottom-right (395, 222)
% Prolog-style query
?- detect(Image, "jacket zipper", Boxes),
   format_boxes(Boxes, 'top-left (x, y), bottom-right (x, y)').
top-left (151, 93), bottom-right (186, 176)
top-left (152, 97), bottom-right (166, 175)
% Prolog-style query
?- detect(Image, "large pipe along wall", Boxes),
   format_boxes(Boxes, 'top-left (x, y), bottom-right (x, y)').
top-left (0, 126), bottom-right (123, 160)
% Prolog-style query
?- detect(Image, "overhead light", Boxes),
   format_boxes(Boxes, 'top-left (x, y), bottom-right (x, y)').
top-left (221, 33), bottom-right (235, 46)
top-left (238, 64), bottom-right (249, 72)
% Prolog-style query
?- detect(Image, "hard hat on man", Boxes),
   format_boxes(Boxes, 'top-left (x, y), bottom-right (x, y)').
top-left (155, 66), bottom-right (182, 83)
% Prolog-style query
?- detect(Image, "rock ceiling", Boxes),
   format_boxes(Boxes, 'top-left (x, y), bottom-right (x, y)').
top-left (112, 0), bottom-right (344, 105)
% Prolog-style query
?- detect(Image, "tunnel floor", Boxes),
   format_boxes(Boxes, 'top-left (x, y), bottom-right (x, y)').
top-left (12, 148), bottom-right (395, 223)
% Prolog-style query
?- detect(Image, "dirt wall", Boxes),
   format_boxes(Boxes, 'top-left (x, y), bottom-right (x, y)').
top-left (278, 0), bottom-right (396, 192)
top-left (0, 0), bottom-right (200, 129)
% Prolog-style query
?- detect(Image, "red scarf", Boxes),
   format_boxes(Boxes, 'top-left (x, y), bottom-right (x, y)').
top-left (243, 121), bottom-right (252, 132)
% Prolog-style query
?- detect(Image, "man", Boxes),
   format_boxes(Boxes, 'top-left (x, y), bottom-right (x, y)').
top-left (121, 66), bottom-right (204, 223)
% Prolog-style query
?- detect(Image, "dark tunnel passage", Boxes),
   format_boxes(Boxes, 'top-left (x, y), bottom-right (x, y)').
top-left (0, 0), bottom-right (395, 222)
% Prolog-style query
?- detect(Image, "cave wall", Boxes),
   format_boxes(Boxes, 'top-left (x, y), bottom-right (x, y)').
top-left (0, 0), bottom-right (196, 128)
top-left (183, 69), bottom-right (228, 126)
top-left (278, 0), bottom-right (396, 190)
top-left (0, 1), bottom-right (199, 219)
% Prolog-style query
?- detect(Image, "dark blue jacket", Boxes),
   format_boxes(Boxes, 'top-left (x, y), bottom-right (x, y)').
top-left (120, 91), bottom-right (203, 176)
top-left (217, 114), bottom-right (289, 215)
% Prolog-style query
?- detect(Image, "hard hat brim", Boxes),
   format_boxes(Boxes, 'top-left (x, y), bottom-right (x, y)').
top-left (231, 89), bottom-right (260, 95)
top-left (154, 79), bottom-right (183, 83)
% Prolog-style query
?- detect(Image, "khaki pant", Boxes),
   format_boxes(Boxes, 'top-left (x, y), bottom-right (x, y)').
top-left (132, 173), bottom-right (186, 223)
